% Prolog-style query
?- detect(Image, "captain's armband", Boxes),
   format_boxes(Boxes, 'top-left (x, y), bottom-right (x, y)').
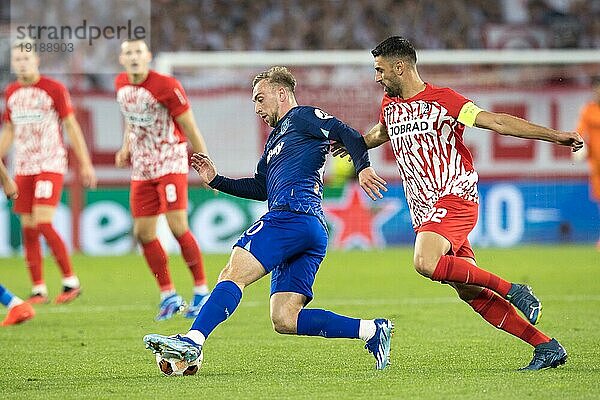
top-left (457, 102), bottom-right (483, 127)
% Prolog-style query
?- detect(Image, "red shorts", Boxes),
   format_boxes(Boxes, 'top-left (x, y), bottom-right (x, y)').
top-left (416, 194), bottom-right (478, 260)
top-left (130, 173), bottom-right (188, 218)
top-left (13, 172), bottom-right (64, 214)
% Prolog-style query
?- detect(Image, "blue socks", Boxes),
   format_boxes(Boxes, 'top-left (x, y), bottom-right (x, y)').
top-left (0, 284), bottom-right (15, 307)
top-left (297, 308), bottom-right (360, 339)
top-left (188, 281), bottom-right (359, 341)
top-left (191, 280), bottom-right (242, 338)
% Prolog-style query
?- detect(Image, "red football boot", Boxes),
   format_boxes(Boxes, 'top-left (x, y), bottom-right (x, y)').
top-left (2, 302), bottom-right (36, 326)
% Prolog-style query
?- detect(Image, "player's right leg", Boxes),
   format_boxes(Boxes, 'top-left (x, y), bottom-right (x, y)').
top-left (131, 179), bottom-right (184, 321)
top-left (14, 175), bottom-right (47, 304)
top-left (144, 246), bottom-right (266, 363)
top-left (451, 281), bottom-right (566, 369)
top-left (133, 215), bottom-right (183, 321)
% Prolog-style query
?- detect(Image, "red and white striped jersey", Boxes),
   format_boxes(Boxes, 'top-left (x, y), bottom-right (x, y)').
top-left (379, 83), bottom-right (479, 228)
top-left (115, 70), bottom-right (190, 181)
top-left (4, 76), bottom-right (72, 176)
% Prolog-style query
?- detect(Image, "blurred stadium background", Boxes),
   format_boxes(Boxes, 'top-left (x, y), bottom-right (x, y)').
top-left (0, 0), bottom-right (599, 256)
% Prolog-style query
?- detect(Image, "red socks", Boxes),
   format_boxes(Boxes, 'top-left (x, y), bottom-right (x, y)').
top-left (432, 255), bottom-right (512, 297)
top-left (38, 223), bottom-right (74, 278)
top-left (142, 239), bottom-right (173, 291)
top-left (143, 232), bottom-right (206, 292)
top-left (470, 289), bottom-right (550, 347)
top-left (22, 227), bottom-right (43, 285)
top-left (176, 230), bottom-right (206, 286)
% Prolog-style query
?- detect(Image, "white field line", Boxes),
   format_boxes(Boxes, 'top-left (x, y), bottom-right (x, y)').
top-left (28, 294), bottom-right (600, 314)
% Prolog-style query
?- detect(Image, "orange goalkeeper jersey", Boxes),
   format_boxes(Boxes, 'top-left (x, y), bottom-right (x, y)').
top-left (577, 100), bottom-right (600, 200)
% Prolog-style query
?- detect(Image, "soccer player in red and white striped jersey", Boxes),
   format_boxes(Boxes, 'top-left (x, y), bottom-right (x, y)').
top-left (115, 39), bottom-right (210, 321)
top-left (338, 36), bottom-right (583, 371)
top-left (0, 42), bottom-right (97, 304)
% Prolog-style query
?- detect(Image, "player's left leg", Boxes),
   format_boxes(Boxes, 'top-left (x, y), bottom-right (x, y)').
top-left (270, 291), bottom-right (393, 370)
top-left (165, 208), bottom-right (209, 318)
top-left (268, 233), bottom-right (393, 370)
top-left (1, 284), bottom-right (35, 326)
top-left (32, 204), bottom-right (81, 304)
top-left (452, 279), bottom-right (567, 370)
top-left (29, 173), bottom-right (80, 304)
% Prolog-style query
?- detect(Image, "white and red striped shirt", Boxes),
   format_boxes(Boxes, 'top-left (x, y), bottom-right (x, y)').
top-left (115, 70), bottom-right (190, 181)
top-left (4, 76), bottom-right (72, 176)
top-left (379, 83), bottom-right (479, 228)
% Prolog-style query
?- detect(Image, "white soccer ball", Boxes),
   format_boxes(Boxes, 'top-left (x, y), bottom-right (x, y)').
top-left (155, 352), bottom-right (203, 376)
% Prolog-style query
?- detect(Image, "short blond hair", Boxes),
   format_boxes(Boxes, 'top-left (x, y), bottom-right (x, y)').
top-left (252, 66), bottom-right (296, 93)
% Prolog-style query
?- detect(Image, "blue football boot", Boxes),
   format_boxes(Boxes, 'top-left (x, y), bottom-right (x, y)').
top-left (143, 333), bottom-right (202, 363)
top-left (155, 294), bottom-right (185, 321)
top-left (506, 284), bottom-right (542, 325)
top-left (364, 319), bottom-right (394, 370)
top-left (519, 338), bottom-right (567, 371)
top-left (184, 293), bottom-right (210, 319)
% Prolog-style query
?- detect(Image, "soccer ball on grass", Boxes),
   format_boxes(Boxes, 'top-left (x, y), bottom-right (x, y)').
top-left (155, 353), bottom-right (203, 376)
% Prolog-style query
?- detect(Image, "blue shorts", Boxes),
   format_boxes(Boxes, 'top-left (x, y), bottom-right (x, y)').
top-left (234, 210), bottom-right (328, 302)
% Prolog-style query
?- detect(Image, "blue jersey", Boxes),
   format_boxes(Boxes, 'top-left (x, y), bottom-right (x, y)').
top-left (209, 106), bottom-right (370, 223)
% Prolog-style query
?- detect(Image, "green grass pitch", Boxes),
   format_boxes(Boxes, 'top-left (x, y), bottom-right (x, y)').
top-left (0, 246), bottom-right (598, 399)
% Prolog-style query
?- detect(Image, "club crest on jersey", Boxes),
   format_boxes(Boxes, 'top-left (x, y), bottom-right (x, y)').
top-left (280, 118), bottom-right (290, 136)
top-left (314, 109), bottom-right (333, 120)
top-left (267, 141), bottom-right (285, 164)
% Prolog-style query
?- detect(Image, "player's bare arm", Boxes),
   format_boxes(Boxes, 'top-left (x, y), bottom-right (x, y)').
top-left (0, 122), bottom-right (15, 158)
top-left (190, 153), bottom-right (217, 186)
top-left (0, 159), bottom-right (18, 199)
top-left (363, 122), bottom-right (390, 149)
top-left (474, 110), bottom-right (584, 152)
top-left (63, 114), bottom-right (97, 188)
top-left (176, 110), bottom-right (209, 154)
top-left (331, 123), bottom-right (389, 159)
top-left (115, 124), bottom-right (131, 168)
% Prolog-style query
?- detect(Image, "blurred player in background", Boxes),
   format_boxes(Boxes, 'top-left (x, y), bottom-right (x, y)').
top-left (144, 66), bottom-right (394, 371)
top-left (335, 36), bottom-right (583, 371)
top-left (0, 41), bottom-right (96, 305)
top-left (575, 77), bottom-right (600, 249)
top-left (115, 39), bottom-right (210, 321)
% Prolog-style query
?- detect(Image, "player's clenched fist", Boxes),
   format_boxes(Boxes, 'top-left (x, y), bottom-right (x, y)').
top-left (191, 153), bottom-right (217, 185)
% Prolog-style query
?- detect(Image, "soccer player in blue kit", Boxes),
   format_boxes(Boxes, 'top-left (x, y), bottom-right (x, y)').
top-left (144, 66), bottom-right (394, 371)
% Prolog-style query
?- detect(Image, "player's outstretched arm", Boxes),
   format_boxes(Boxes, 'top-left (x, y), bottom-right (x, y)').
top-left (0, 159), bottom-right (17, 200)
top-left (192, 153), bottom-right (267, 200)
top-left (474, 111), bottom-right (584, 152)
top-left (63, 114), bottom-right (97, 188)
top-left (176, 110), bottom-right (209, 154)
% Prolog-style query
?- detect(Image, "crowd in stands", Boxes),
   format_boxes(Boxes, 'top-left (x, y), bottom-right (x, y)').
top-left (150, 0), bottom-right (600, 52)
top-left (0, 0), bottom-right (598, 90)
